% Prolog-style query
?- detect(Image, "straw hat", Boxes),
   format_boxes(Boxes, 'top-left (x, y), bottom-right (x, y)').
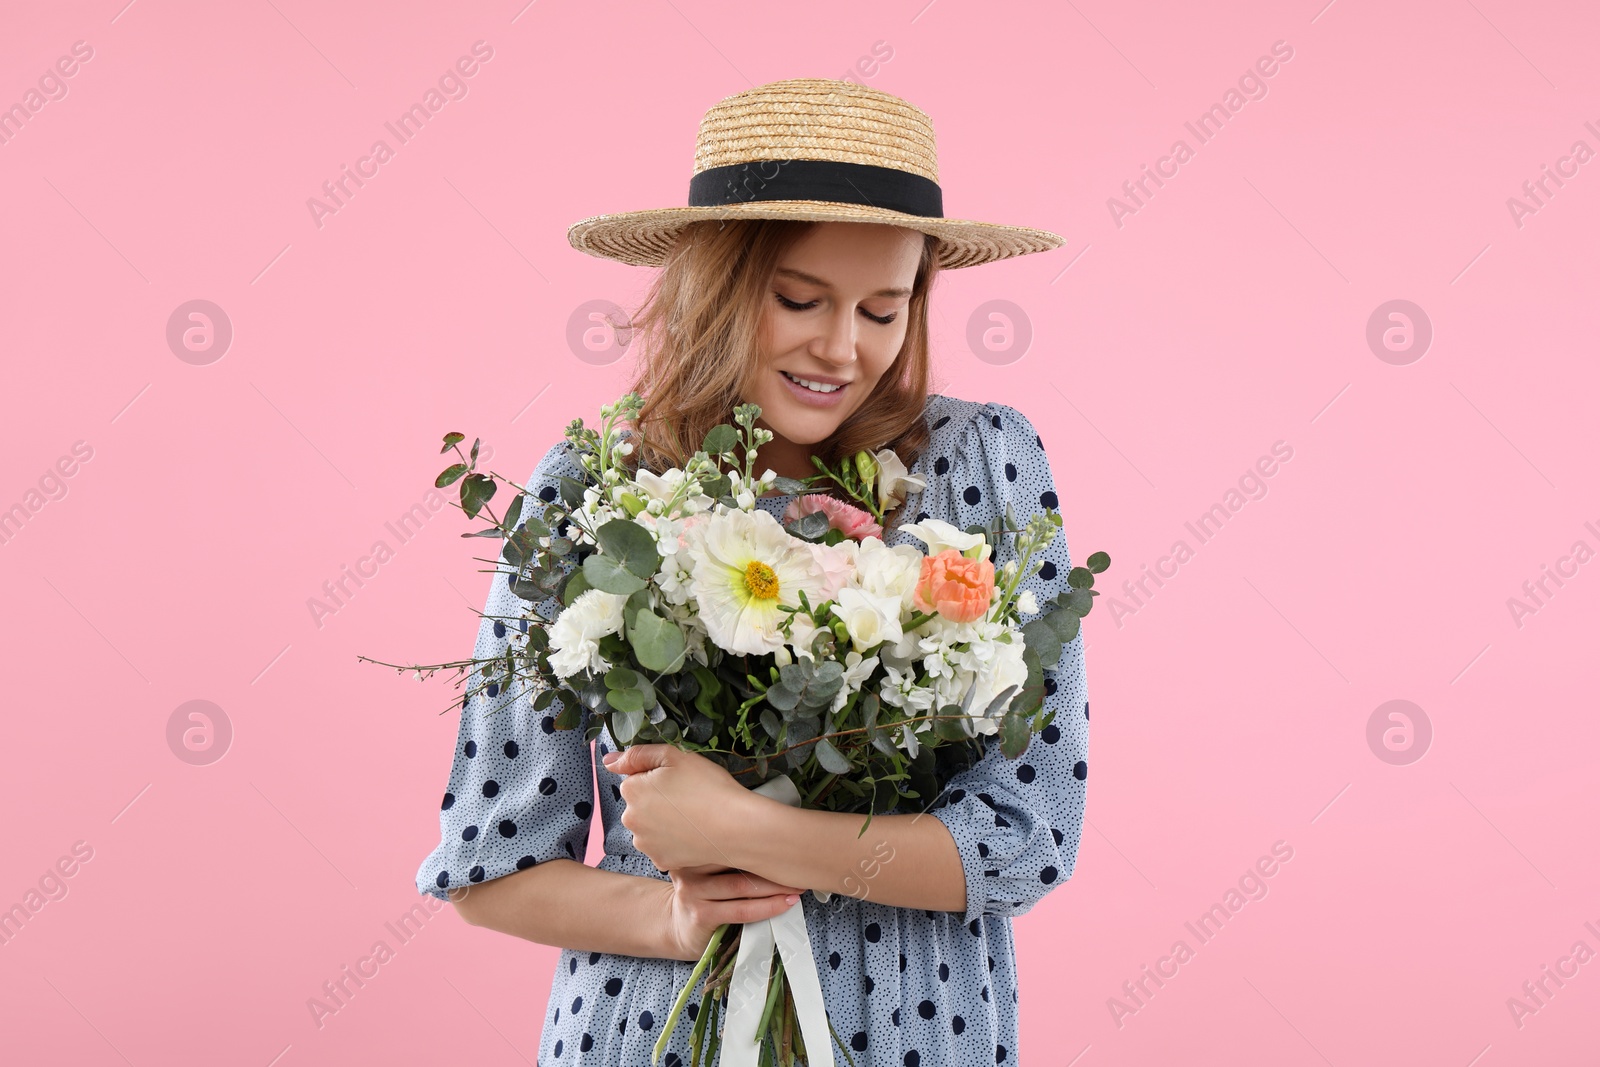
top-left (566, 78), bottom-right (1064, 270)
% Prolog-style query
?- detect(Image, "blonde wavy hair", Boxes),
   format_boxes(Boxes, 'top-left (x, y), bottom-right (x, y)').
top-left (622, 218), bottom-right (941, 529)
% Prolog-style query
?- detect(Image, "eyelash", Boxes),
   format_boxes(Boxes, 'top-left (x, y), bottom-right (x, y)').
top-left (774, 292), bottom-right (897, 325)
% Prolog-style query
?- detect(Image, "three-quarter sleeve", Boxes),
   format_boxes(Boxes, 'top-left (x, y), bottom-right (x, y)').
top-left (415, 439), bottom-right (598, 901)
top-left (923, 401), bottom-right (1090, 926)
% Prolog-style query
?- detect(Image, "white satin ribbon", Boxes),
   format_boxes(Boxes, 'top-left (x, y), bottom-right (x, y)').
top-left (720, 772), bottom-right (836, 1067)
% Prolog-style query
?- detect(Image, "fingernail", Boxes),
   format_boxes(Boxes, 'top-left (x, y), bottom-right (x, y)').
top-left (784, 894), bottom-right (800, 905)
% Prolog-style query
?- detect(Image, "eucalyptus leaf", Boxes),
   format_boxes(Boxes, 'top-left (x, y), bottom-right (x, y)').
top-left (933, 706), bottom-right (969, 742)
top-left (765, 683), bottom-right (800, 713)
top-left (702, 424), bottom-right (738, 455)
top-left (612, 707), bottom-right (645, 743)
top-left (812, 736), bottom-right (853, 774)
top-left (503, 494), bottom-right (525, 532)
top-left (1060, 587), bottom-right (1094, 617)
top-left (460, 473), bottom-right (496, 519)
top-left (771, 475), bottom-right (811, 494)
top-left (583, 553), bottom-right (647, 595)
top-left (510, 578), bottom-right (545, 603)
top-left (631, 611), bottom-right (687, 674)
top-left (560, 566), bottom-right (591, 606)
top-left (558, 475), bottom-right (587, 508)
top-left (605, 666), bottom-right (639, 690)
top-left (783, 509), bottom-right (832, 541)
top-left (982, 684), bottom-right (1020, 720)
top-left (1087, 550), bottom-right (1111, 574)
top-left (606, 687), bottom-right (645, 714)
top-left (1045, 609), bottom-right (1081, 646)
top-left (436, 463), bottom-right (469, 488)
top-left (1021, 617), bottom-right (1063, 669)
top-left (596, 518), bottom-right (662, 579)
top-left (691, 666), bottom-right (721, 718)
top-left (441, 432), bottom-right (465, 453)
top-left (554, 696), bottom-right (583, 730)
top-left (1000, 712), bottom-right (1033, 760)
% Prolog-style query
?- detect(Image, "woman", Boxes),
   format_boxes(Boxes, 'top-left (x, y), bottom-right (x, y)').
top-left (415, 78), bottom-right (1090, 1065)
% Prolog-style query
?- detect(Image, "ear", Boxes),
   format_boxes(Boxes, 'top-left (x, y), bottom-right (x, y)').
top-left (602, 743), bottom-right (672, 775)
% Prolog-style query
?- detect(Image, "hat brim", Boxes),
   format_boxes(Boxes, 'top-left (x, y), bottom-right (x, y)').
top-left (566, 200), bottom-right (1064, 270)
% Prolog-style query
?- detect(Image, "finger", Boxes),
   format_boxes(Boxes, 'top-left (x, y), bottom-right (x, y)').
top-left (706, 893), bottom-right (802, 926)
top-left (601, 743), bottom-right (671, 775)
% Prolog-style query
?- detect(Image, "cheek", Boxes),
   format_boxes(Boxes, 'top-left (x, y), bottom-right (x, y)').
top-left (861, 330), bottom-right (906, 381)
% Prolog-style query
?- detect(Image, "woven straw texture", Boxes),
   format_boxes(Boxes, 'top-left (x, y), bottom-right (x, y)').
top-left (567, 78), bottom-right (1063, 270)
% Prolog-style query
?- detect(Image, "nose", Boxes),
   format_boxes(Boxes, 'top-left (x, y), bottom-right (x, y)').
top-left (809, 306), bottom-right (857, 367)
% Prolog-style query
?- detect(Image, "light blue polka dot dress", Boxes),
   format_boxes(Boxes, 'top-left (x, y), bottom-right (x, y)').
top-left (416, 393), bottom-right (1090, 1065)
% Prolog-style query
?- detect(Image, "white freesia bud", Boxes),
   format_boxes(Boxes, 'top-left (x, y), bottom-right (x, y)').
top-left (761, 468), bottom-right (778, 485)
top-left (1002, 560), bottom-right (1018, 579)
top-left (735, 489), bottom-right (755, 510)
top-left (773, 645), bottom-right (792, 668)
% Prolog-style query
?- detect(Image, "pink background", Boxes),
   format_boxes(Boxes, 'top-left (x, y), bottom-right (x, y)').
top-left (3, 0), bottom-right (1597, 1063)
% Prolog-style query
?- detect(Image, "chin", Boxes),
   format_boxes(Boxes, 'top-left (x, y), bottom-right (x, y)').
top-left (761, 402), bottom-right (849, 445)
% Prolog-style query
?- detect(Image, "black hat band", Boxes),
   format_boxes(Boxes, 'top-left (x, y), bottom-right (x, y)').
top-left (687, 158), bottom-right (944, 219)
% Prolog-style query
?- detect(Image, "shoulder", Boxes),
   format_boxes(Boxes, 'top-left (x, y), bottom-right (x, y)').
top-left (921, 393), bottom-right (1046, 454)
top-left (523, 437), bottom-right (586, 498)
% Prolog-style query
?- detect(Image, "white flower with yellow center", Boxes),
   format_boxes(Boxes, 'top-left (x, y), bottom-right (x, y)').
top-left (684, 507), bottom-right (832, 656)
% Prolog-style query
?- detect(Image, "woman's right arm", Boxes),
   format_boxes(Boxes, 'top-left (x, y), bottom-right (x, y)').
top-left (450, 860), bottom-right (805, 961)
top-left (448, 857), bottom-right (677, 957)
top-left (416, 439), bottom-right (801, 961)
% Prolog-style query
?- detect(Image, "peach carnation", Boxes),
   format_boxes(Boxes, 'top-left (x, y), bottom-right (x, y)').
top-left (912, 549), bottom-right (995, 624)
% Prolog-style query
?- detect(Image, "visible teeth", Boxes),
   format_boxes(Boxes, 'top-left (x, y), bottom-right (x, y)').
top-left (782, 370), bottom-right (843, 393)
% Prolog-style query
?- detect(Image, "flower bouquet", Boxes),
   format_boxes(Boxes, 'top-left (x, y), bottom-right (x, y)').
top-left (364, 392), bottom-right (1109, 1066)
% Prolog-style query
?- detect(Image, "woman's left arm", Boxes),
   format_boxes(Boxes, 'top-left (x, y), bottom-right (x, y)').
top-left (602, 744), bottom-right (968, 910)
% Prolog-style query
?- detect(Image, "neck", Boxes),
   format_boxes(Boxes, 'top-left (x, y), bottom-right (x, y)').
top-left (752, 432), bottom-right (824, 486)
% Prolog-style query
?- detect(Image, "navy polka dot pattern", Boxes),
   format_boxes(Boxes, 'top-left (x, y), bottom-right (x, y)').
top-left (414, 394), bottom-right (1089, 1065)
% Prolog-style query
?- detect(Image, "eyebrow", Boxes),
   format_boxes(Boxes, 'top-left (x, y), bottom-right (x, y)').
top-left (774, 267), bottom-right (912, 299)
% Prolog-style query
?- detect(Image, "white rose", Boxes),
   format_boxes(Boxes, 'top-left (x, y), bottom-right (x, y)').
top-left (833, 587), bottom-right (904, 654)
top-left (855, 537), bottom-right (926, 611)
top-left (547, 588), bottom-right (628, 678)
top-left (900, 517), bottom-right (992, 563)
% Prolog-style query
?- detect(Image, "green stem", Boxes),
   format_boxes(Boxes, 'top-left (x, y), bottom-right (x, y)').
top-left (755, 953), bottom-right (785, 1041)
top-left (689, 980), bottom-right (711, 1067)
top-left (828, 1012), bottom-right (859, 1067)
top-left (654, 924), bottom-right (726, 1064)
top-left (801, 772), bottom-right (838, 806)
top-left (705, 991), bottom-right (722, 1064)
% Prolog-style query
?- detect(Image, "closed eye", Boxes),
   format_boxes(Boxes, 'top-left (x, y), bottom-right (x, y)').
top-left (774, 292), bottom-right (898, 325)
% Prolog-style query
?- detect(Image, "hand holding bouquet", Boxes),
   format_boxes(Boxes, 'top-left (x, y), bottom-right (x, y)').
top-left (365, 392), bottom-right (1109, 1066)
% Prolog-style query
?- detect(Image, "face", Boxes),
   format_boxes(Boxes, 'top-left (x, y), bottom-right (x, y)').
top-left (747, 221), bottom-right (926, 449)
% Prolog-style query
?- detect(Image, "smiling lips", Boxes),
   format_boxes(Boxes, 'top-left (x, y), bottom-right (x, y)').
top-left (780, 369), bottom-right (847, 392)
top-left (778, 368), bottom-right (852, 407)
